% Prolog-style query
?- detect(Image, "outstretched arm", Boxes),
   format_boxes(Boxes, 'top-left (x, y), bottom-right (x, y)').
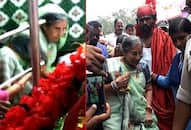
top-left (152, 73), bottom-right (170, 88)
top-left (7, 72), bottom-right (32, 98)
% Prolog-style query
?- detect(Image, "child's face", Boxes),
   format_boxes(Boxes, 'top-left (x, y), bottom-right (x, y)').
top-left (124, 43), bottom-right (143, 67)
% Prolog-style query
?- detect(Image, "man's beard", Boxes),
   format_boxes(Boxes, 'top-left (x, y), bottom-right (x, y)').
top-left (139, 24), bottom-right (153, 39)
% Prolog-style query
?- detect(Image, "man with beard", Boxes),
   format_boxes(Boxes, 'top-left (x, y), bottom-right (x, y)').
top-left (136, 4), bottom-right (177, 130)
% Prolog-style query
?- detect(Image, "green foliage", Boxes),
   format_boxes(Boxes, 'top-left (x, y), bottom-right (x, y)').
top-left (97, 8), bottom-right (137, 34)
top-left (54, 116), bottom-right (66, 130)
top-left (112, 8), bottom-right (137, 25)
top-left (98, 16), bottom-right (113, 34)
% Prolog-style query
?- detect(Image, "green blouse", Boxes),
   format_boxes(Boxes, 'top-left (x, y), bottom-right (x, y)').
top-left (103, 57), bottom-right (158, 130)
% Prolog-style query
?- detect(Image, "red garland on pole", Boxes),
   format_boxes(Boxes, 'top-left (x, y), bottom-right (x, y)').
top-left (0, 46), bottom-right (86, 130)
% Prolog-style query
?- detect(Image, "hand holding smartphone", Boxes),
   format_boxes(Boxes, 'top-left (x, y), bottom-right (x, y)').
top-left (86, 73), bottom-right (106, 115)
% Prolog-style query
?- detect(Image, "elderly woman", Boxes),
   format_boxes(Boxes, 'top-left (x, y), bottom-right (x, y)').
top-left (21, 4), bottom-right (80, 72)
top-left (38, 4), bottom-right (69, 72)
top-left (103, 35), bottom-right (158, 130)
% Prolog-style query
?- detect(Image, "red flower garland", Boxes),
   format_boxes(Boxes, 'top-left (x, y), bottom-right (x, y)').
top-left (0, 46), bottom-right (86, 130)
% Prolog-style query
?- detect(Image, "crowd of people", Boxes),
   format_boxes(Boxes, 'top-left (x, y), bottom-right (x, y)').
top-left (86, 0), bottom-right (191, 130)
top-left (0, 1), bottom-right (191, 130)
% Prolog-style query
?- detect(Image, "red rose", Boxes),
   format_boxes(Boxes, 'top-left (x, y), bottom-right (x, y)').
top-left (0, 46), bottom-right (85, 129)
top-left (19, 95), bottom-right (36, 109)
top-left (4, 106), bottom-right (26, 126)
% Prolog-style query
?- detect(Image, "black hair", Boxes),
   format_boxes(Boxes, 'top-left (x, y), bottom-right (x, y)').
top-left (116, 34), bottom-right (128, 45)
top-left (40, 13), bottom-right (68, 27)
top-left (186, 0), bottom-right (191, 8)
top-left (125, 24), bottom-right (134, 30)
top-left (151, 14), bottom-right (157, 21)
top-left (121, 35), bottom-right (142, 52)
top-left (87, 21), bottom-right (102, 29)
top-left (87, 21), bottom-right (102, 46)
top-left (114, 18), bottom-right (119, 26)
top-left (10, 34), bottom-right (47, 67)
top-left (10, 34), bottom-right (31, 63)
top-left (168, 16), bottom-right (191, 36)
top-left (114, 18), bottom-right (123, 26)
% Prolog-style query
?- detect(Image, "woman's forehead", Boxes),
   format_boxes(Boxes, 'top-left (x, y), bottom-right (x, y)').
top-left (52, 19), bottom-right (68, 26)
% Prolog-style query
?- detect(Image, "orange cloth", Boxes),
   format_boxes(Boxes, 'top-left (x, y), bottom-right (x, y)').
top-left (151, 28), bottom-right (176, 130)
top-left (137, 4), bottom-right (156, 17)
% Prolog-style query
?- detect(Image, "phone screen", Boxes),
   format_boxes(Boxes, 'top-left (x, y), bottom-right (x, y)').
top-left (86, 74), bottom-right (105, 115)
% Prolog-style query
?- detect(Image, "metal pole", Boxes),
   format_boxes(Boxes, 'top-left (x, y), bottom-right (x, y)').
top-left (0, 20), bottom-right (45, 41)
top-left (28, 0), bottom-right (40, 86)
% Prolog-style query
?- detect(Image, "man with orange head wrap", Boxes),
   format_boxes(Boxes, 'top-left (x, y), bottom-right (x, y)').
top-left (136, 4), bottom-right (177, 130)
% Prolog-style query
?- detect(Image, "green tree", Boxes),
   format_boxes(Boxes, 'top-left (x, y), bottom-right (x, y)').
top-left (112, 8), bottom-right (136, 25)
top-left (98, 8), bottom-right (137, 34)
top-left (98, 16), bottom-right (113, 34)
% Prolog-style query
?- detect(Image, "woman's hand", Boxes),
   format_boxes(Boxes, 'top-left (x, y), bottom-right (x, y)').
top-left (151, 72), bottom-right (158, 81)
top-left (115, 73), bottom-right (130, 91)
top-left (40, 64), bottom-right (50, 77)
top-left (144, 107), bottom-right (153, 127)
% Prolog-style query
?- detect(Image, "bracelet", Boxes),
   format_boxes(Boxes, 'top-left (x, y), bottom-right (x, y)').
top-left (111, 80), bottom-right (118, 91)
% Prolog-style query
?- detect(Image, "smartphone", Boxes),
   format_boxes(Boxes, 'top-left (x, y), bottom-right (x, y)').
top-left (86, 73), bottom-right (106, 115)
